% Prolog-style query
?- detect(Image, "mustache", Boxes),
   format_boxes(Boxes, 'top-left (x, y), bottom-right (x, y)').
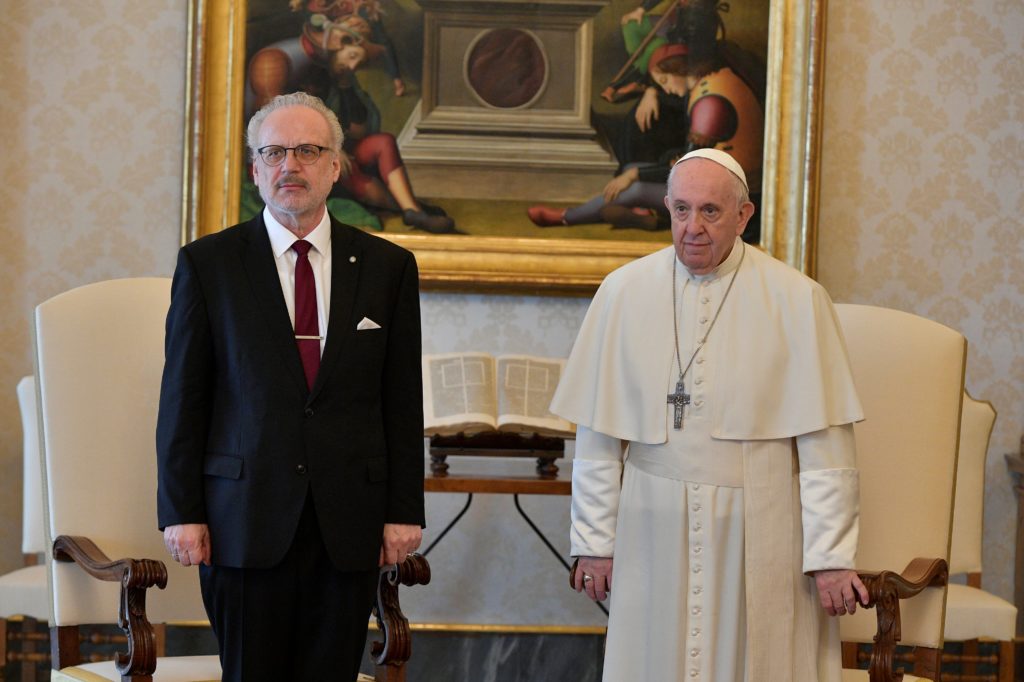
top-left (275, 174), bottom-right (310, 190)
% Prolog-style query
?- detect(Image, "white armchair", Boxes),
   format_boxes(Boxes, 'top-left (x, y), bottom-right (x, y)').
top-left (34, 278), bottom-right (221, 681)
top-left (943, 393), bottom-right (1015, 681)
top-left (0, 375), bottom-right (49, 678)
top-left (835, 304), bottom-right (966, 682)
top-left (33, 277), bottom-right (428, 682)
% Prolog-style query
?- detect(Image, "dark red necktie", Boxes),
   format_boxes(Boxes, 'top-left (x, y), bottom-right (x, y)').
top-left (291, 240), bottom-right (320, 390)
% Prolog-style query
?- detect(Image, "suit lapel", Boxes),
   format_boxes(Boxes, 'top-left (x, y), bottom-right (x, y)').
top-left (309, 219), bottom-right (362, 403)
top-left (239, 216), bottom-right (309, 397)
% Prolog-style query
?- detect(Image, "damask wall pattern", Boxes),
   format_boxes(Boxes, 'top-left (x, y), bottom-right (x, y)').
top-left (818, 0), bottom-right (1023, 601)
top-left (0, 1), bottom-right (187, 570)
top-left (0, 0), bottom-right (1019, 630)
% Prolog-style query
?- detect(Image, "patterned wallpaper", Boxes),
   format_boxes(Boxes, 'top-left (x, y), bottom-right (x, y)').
top-left (819, 0), bottom-right (1023, 603)
top-left (0, 0), bottom-right (186, 567)
top-left (0, 0), bottom-right (1019, 630)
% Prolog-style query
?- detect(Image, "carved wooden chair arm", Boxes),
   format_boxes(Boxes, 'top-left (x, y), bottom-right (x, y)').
top-left (370, 553), bottom-right (431, 668)
top-left (855, 557), bottom-right (949, 682)
top-left (52, 534), bottom-right (168, 678)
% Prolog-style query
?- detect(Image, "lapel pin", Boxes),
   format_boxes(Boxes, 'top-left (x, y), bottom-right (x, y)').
top-left (349, 256), bottom-right (357, 263)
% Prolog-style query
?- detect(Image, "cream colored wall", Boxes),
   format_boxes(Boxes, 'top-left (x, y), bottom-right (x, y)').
top-left (0, 1), bottom-right (187, 567)
top-left (0, 0), bottom-right (1020, 623)
top-left (819, 2), bottom-right (1023, 601)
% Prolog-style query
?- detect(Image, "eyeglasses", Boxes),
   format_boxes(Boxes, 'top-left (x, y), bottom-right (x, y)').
top-left (256, 144), bottom-right (330, 166)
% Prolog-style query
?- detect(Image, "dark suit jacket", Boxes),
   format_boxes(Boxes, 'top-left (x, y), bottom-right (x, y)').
top-left (156, 214), bottom-right (424, 571)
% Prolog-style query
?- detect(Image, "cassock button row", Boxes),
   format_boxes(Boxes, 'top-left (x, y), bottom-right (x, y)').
top-left (689, 670), bottom-right (699, 678)
top-left (692, 504), bottom-right (702, 513)
top-left (691, 606), bottom-right (701, 616)
top-left (295, 464), bottom-right (307, 475)
top-left (692, 586), bottom-right (702, 596)
top-left (690, 649), bottom-right (700, 658)
top-left (692, 565), bottom-right (702, 574)
top-left (691, 484), bottom-right (701, 491)
top-left (696, 357), bottom-right (705, 364)
top-left (695, 400), bottom-right (704, 407)
top-left (691, 627), bottom-right (701, 636)
top-left (692, 522), bottom-right (702, 532)
top-left (693, 546), bottom-right (702, 555)
top-left (695, 378), bottom-right (703, 385)
top-left (699, 317), bottom-right (708, 324)
top-left (701, 297), bottom-right (710, 304)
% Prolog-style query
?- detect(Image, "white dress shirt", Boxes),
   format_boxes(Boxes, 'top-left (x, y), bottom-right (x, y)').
top-left (263, 207), bottom-right (332, 356)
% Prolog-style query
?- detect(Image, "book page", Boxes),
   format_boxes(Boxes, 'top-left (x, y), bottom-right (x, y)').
top-left (422, 353), bottom-right (497, 435)
top-left (495, 355), bottom-right (575, 437)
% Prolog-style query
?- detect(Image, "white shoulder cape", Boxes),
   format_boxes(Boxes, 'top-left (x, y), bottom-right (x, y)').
top-left (550, 244), bottom-right (863, 442)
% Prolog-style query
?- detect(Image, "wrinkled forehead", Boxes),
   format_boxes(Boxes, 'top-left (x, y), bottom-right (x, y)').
top-left (260, 105), bottom-right (331, 145)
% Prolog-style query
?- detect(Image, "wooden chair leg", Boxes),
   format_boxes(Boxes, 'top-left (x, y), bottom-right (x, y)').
top-left (914, 646), bottom-right (942, 682)
top-left (50, 624), bottom-right (82, 669)
top-left (997, 639), bottom-right (1014, 682)
top-left (842, 641), bottom-right (859, 669)
top-left (153, 623), bottom-right (166, 658)
top-left (1, 617), bottom-right (7, 669)
top-left (963, 639), bottom-right (979, 678)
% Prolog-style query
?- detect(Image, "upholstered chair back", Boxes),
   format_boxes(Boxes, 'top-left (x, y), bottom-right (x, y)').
top-left (34, 277), bottom-right (207, 627)
top-left (835, 304), bottom-right (965, 650)
top-left (948, 393), bottom-right (995, 575)
top-left (17, 375), bottom-right (45, 556)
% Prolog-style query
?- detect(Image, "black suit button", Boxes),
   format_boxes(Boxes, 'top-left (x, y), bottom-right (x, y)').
top-left (304, 408), bottom-right (314, 418)
top-left (295, 464), bottom-right (307, 475)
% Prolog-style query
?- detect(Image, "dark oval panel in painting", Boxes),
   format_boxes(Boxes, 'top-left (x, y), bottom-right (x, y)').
top-left (466, 28), bottom-right (547, 109)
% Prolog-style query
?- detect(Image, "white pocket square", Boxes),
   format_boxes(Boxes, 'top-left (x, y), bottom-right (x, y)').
top-left (357, 317), bottom-right (381, 331)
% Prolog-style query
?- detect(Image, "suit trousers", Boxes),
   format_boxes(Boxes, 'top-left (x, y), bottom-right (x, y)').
top-left (199, 494), bottom-right (378, 682)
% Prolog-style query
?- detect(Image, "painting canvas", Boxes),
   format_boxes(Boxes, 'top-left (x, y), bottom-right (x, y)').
top-left (183, 0), bottom-right (827, 292)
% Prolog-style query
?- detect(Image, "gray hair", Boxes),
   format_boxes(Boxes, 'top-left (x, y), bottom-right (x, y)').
top-left (246, 92), bottom-right (345, 161)
top-left (667, 154), bottom-right (750, 209)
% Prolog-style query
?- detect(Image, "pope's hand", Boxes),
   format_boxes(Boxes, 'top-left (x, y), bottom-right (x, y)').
top-left (813, 568), bottom-right (869, 616)
top-left (573, 556), bottom-right (613, 602)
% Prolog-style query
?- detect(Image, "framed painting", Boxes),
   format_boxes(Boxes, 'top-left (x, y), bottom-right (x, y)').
top-left (182, 0), bottom-right (826, 294)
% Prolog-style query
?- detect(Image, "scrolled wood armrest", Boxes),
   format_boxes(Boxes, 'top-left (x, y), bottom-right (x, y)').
top-left (371, 553), bottom-right (431, 667)
top-left (53, 535), bottom-right (168, 590)
top-left (51, 534), bottom-right (167, 678)
top-left (855, 557), bottom-right (948, 682)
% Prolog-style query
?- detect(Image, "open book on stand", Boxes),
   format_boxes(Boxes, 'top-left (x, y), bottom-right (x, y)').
top-left (422, 352), bottom-right (575, 438)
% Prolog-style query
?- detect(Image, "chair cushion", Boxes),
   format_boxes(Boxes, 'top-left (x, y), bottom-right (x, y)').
top-left (944, 583), bottom-right (1018, 640)
top-left (52, 655), bottom-right (221, 681)
top-left (843, 671), bottom-right (929, 681)
top-left (0, 564), bottom-right (49, 620)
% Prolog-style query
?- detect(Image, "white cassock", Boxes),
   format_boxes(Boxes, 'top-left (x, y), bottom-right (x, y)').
top-left (551, 240), bottom-right (865, 681)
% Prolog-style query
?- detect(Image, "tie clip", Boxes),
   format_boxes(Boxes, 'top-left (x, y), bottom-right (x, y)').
top-left (295, 335), bottom-right (323, 340)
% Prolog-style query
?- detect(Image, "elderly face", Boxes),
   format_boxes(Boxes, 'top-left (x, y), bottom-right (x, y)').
top-left (252, 105), bottom-right (341, 229)
top-left (664, 158), bottom-right (753, 275)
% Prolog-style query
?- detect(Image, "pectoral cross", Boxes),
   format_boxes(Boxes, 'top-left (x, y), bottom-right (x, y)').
top-left (667, 379), bottom-right (690, 430)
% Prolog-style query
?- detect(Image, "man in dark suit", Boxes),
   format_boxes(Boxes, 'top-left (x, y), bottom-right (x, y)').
top-left (156, 91), bottom-right (424, 682)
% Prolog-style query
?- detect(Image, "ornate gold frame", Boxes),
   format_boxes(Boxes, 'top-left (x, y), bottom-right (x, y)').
top-left (182, 0), bottom-right (826, 294)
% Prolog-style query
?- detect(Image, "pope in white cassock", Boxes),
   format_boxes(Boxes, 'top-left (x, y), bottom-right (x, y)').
top-left (550, 148), bottom-right (870, 681)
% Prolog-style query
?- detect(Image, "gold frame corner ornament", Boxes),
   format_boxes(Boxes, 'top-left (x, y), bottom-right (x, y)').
top-left (182, 0), bottom-right (826, 292)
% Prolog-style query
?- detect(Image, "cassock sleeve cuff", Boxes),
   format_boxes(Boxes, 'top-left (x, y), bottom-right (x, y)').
top-left (799, 468), bottom-right (859, 573)
top-left (570, 458), bottom-right (623, 557)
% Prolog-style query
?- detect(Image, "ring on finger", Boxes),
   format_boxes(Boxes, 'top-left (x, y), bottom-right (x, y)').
top-left (582, 574), bottom-right (594, 583)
